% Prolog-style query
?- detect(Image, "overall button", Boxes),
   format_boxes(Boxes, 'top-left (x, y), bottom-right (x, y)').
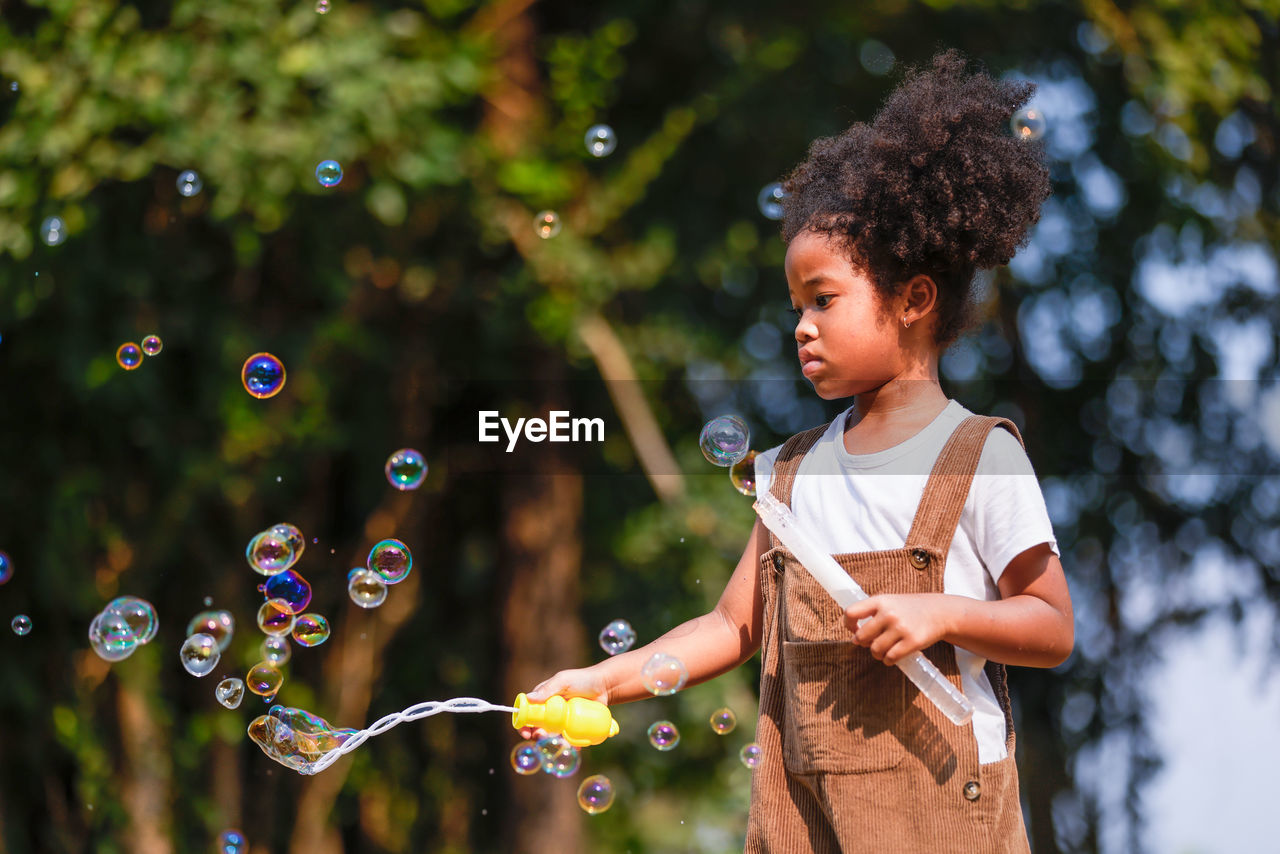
top-left (772, 553), bottom-right (785, 572)
top-left (963, 780), bottom-right (981, 801)
top-left (909, 549), bottom-right (930, 570)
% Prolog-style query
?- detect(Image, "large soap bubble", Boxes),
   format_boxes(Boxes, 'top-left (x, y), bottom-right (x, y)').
top-left (180, 633), bottom-right (221, 677)
top-left (291, 613), bottom-right (330, 648)
top-left (347, 568), bottom-right (388, 608)
top-left (246, 529), bottom-right (295, 576)
top-left (385, 448), bottom-right (428, 491)
top-left (584, 124), bottom-right (617, 157)
top-left (577, 774), bottom-right (615, 814)
top-left (367, 538), bottom-right (412, 584)
top-left (241, 353), bottom-right (287, 399)
top-left (740, 742), bottom-right (763, 769)
top-left (646, 720), bottom-right (680, 751)
top-left (107, 596), bottom-right (159, 644)
top-left (0, 551), bottom-right (11, 585)
top-left (641, 652), bottom-right (688, 696)
top-left (186, 609), bottom-right (234, 652)
top-left (699, 415), bottom-right (750, 466)
top-left (536, 734), bottom-right (581, 778)
top-left (246, 662), bottom-right (284, 699)
top-left (710, 707), bottom-right (737, 735)
top-left (598, 619), bottom-right (636, 656)
top-left (261, 569), bottom-right (312, 614)
top-left (257, 599), bottom-right (297, 637)
top-left (730, 450), bottom-right (758, 496)
top-left (216, 678), bottom-right (245, 709)
top-left (510, 742), bottom-right (541, 775)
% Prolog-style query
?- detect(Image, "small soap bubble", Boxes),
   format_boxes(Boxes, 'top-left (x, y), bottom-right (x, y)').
top-left (216, 677), bottom-right (245, 709)
top-left (257, 599), bottom-right (297, 637)
top-left (291, 613), bottom-right (330, 647)
top-left (40, 215), bottom-right (66, 246)
top-left (710, 707), bottom-right (737, 735)
top-left (270, 523), bottom-right (305, 561)
top-left (510, 742), bottom-right (541, 775)
top-left (315, 159), bottom-right (343, 187)
top-left (533, 210), bottom-right (561, 239)
top-left (11, 615), bottom-right (31, 636)
top-left (116, 342), bottom-right (143, 371)
top-left (261, 569), bottom-right (312, 614)
top-left (241, 352), bottom-right (287, 399)
top-left (598, 619), bottom-right (637, 656)
top-left (176, 170), bottom-right (202, 197)
top-left (584, 124), bottom-right (617, 157)
top-left (246, 529), bottom-right (295, 576)
top-left (89, 610), bottom-right (139, 661)
top-left (646, 720), bottom-right (680, 751)
top-left (216, 829), bottom-right (246, 854)
top-left (203, 596), bottom-right (213, 606)
top-left (367, 538), bottom-right (412, 584)
top-left (347, 568), bottom-right (388, 608)
top-left (757, 182), bottom-right (788, 220)
top-left (0, 551), bottom-right (13, 585)
top-left (315, 0), bottom-right (330, 13)
top-left (577, 774), bottom-right (615, 814)
top-left (246, 662), bottom-right (284, 698)
top-left (385, 448), bottom-right (428, 490)
top-left (1011, 108), bottom-right (1046, 141)
top-left (107, 596), bottom-right (159, 645)
top-left (700, 415), bottom-right (750, 466)
top-left (180, 633), bottom-right (221, 677)
top-left (641, 652), bottom-right (688, 696)
top-left (141, 334), bottom-right (163, 356)
top-left (536, 735), bottom-right (581, 778)
top-left (186, 609), bottom-right (234, 651)
top-left (739, 742), bottom-right (763, 769)
top-left (730, 449), bottom-right (758, 496)
top-left (262, 635), bottom-right (292, 665)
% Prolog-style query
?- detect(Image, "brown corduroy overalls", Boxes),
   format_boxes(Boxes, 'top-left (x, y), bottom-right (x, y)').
top-left (745, 414), bottom-right (1033, 854)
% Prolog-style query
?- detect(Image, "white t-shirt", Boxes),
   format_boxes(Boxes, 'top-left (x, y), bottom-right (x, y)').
top-left (753, 399), bottom-right (1060, 764)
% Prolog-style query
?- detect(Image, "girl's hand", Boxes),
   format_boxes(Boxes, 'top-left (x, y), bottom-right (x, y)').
top-left (526, 667), bottom-right (610, 705)
top-left (844, 593), bottom-right (951, 667)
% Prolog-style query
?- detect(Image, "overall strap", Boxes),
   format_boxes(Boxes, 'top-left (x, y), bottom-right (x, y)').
top-left (766, 422), bottom-right (831, 509)
top-left (905, 415), bottom-right (1025, 558)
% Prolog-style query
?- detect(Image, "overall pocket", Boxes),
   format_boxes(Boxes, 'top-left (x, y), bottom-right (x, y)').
top-left (781, 639), bottom-right (909, 774)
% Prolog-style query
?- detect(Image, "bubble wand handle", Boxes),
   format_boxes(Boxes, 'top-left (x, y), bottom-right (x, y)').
top-left (304, 697), bottom-right (517, 774)
top-left (752, 493), bottom-right (974, 726)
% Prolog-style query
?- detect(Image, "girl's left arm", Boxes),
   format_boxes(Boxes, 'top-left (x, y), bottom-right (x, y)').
top-left (846, 542), bottom-right (1074, 669)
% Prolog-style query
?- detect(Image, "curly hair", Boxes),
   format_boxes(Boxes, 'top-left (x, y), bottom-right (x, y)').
top-left (780, 48), bottom-right (1052, 349)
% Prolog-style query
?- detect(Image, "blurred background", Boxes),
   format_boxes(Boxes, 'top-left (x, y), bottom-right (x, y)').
top-left (0, 0), bottom-right (1277, 852)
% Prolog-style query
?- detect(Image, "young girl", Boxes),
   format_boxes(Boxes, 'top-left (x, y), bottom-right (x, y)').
top-left (527, 48), bottom-right (1073, 853)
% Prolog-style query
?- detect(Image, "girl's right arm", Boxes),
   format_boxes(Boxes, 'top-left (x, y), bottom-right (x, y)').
top-left (525, 517), bottom-right (770, 705)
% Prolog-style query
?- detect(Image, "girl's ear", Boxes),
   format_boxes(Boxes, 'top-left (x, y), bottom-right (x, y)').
top-left (900, 274), bottom-right (938, 324)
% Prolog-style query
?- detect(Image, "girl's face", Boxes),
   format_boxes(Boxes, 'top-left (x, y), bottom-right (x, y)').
top-left (784, 229), bottom-right (908, 400)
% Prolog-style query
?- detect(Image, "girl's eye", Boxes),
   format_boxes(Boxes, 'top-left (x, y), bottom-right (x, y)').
top-left (788, 306), bottom-right (802, 318)
top-left (815, 294), bottom-right (832, 308)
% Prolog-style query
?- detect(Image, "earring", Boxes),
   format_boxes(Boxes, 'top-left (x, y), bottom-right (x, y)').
top-left (902, 315), bottom-right (911, 329)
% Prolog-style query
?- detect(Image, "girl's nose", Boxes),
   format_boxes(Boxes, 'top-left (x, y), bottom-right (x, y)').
top-left (794, 315), bottom-right (818, 344)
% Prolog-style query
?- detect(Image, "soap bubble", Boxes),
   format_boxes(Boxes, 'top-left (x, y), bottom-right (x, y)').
top-left (646, 720), bottom-right (680, 751)
top-left (11, 615), bottom-right (31, 636)
top-left (246, 662), bottom-right (284, 698)
top-left (116, 342), bottom-right (143, 370)
top-left (241, 353), bottom-right (287, 399)
top-left (107, 596), bottom-right (159, 645)
top-left (700, 415), bottom-right (750, 466)
top-left (291, 613), bottom-right (330, 647)
top-left (533, 210), bottom-right (561, 239)
top-left (257, 599), bottom-right (297, 637)
top-left (216, 830), bottom-right (246, 854)
top-left (385, 448), bottom-right (428, 490)
top-left (270, 523), bottom-right (305, 562)
top-left (0, 551), bottom-right (11, 585)
top-left (536, 734), bottom-right (580, 778)
top-left (176, 170), bottom-right (202, 197)
top-left (247, 706), bottom-right (358, 772)
top-left (1011, 108), bottom-right (1046, 141)
top-left (710, 707), bottom-right (737, 735)
top-left (315, 159), bottom-right (342, 187)
top-left (510, 742), bottom-right (541, 775)
top-left (730, 450), bottom-right (758, 496)
top-left (315, 0), bottom-right (330, 13)
top-left (261, 569), bottom-right (312, 614)
top-left (186, 609), bottom-right (234, 651)
top-left (141, 334), bottom-right (163, 356)
top-left (262, 635), bottom-right (292, 666)
top-left (740, 742), bottom-right (763, 769)
top-left (180, 633), bottom-right (221, 677)
top-left (641, 652), bottom-right (688, 696)
top-left (246, 529), bottom-right (295, 576)
top-left (577, 774), bottom-right (615, 814)
top-left (757, 182), bottom-right (788, 220)
top-left (347, 568), bottom-right (388, 608)
top-left (40, 215), bottom-right (66, 246)
top-left (216, 677), bottom-right (245, 709)
top-left (89, 609), bottom-right (140, 661)
top-left (598, 619), bottom-right (636, 656)
top-left (367, 538), bottom-right (412, 584)
top-left (584, 124), bottom-right (617, 157)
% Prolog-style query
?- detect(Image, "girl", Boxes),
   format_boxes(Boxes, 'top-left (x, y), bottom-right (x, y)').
top-left (527, 48), bottom-right (1073, 853)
